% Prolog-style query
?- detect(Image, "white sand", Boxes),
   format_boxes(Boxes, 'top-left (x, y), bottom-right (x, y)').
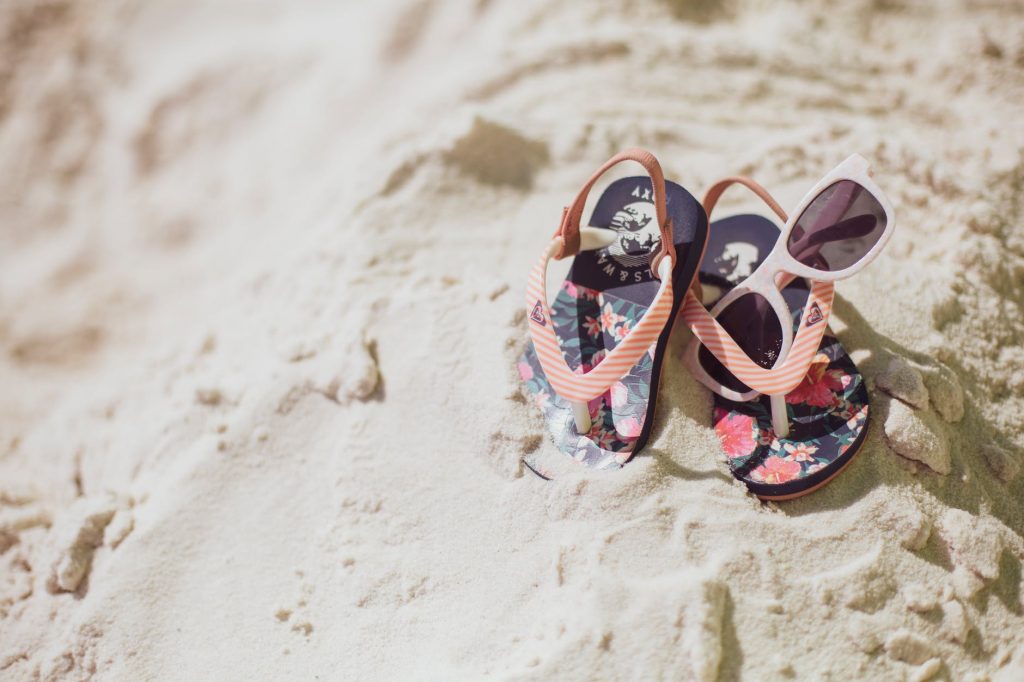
top-left (2, 0), bottom-right (1024, 679)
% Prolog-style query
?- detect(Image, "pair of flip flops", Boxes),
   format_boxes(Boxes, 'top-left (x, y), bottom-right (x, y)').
top-left (518, 149), bottom-right (895, 500)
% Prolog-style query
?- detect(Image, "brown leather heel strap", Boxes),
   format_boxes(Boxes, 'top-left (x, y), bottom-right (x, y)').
top-left (702, 176), bottom-right (788, 224)
top-left (552, 147), bottom-right (675, 280)
top-left (703, 175), bottom-right (792, 290)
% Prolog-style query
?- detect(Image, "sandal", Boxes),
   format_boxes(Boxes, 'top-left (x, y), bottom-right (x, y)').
top-left (682, 154), bottom-right (895, 500)
top-left (518, 148), bottom-right (707, 477)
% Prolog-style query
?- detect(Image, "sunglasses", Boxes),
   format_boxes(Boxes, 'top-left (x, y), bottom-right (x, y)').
top-left (682, 154), bottom-right (896, 437)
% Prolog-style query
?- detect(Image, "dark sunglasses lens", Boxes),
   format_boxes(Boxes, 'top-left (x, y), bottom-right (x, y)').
top-left (786, 180), bottom-right (887, 272)
top-left (698, 291), bottom-right (782, 394)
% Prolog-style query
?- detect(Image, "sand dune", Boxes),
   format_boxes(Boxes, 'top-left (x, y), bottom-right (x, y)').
top-left (2, 0), bottom-right (1024, 679)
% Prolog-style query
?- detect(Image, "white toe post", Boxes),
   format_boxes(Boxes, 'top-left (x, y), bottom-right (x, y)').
top-left (571, 401), bottom-right (592, 434)
top-left (578, 227), bottom-right (618, 251)
top-left (770, 394), bottom-right (789, 439)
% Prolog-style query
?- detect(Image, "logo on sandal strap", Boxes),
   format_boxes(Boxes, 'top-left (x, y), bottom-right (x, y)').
top-left (529, 301), bottom-right (546, 326)
top-left (805, 302), bottom-right (823, 327)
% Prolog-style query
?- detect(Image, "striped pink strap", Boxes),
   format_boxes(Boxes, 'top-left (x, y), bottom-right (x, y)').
top-left (527, 238), bottom-right (674, 402)
top-left (681, 281), bottom-right (835, 395)
top-left (702, 176), bottom-right (788, 224)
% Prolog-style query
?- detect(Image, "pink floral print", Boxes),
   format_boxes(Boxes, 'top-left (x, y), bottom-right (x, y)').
top-left (610, 381), bottom-right (629, 410)
top-left (617, 416), bottom-right (643, 439)
top-left (520, 280), bottom-right (657, 470)
top-left (614, 319), bottom-right (633, 341)
top-left (714, 408), bottom-right (756, 459)
top-left (600, 303), bottom-right (623, 332)
top-left (786, 353), bottom-right (846, 407)
top-left (750, 456), bottom-right (802, 484)
top-left (783, 442), bottom-right (818, 462)
top-left (713, 333), bottom-right (869, 494)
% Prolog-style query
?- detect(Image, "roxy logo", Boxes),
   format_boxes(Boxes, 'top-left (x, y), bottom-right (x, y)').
top-left (529, 300), bottom-right (546, 326)
top-left (805, 302), bottom-right (823, 327)
top-left (594, 186), bottom-right (661, 283)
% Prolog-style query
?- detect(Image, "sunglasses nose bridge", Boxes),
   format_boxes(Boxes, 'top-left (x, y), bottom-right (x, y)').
top-left (743, 257), bottom-right (782, 292)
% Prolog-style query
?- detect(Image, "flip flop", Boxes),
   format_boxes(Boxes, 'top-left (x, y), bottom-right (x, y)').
top-left (682, 158), bottom-right (894, 501)
top-left (694, 214), bottom-right (870, 500)
top-left (518, 148), bottom-right (707, 478)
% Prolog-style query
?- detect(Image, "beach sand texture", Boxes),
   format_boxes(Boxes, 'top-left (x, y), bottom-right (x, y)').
top-left (2, 0), bottom-right (1024, 679)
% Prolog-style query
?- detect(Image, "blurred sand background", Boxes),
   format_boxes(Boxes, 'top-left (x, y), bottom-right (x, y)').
top-left (2, 0), bottom-right (1024, 679)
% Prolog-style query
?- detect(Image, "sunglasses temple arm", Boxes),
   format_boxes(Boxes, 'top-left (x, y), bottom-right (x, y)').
top-left (788, 215), bottom-right (879, 266)
top-left (702, 177), bottom-right (788, 223)
top-left (808, 182), bottom-right (856, 232)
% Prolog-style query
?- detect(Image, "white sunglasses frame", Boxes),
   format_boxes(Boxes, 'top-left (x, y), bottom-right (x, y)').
top-left (683, 154), bottom-right (896, 436)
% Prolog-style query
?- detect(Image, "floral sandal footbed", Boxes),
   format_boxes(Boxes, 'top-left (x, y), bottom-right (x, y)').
top-left (698, 214), bottom-right (869, 499)
top-left (519, 175), bottom-right (706, 478)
